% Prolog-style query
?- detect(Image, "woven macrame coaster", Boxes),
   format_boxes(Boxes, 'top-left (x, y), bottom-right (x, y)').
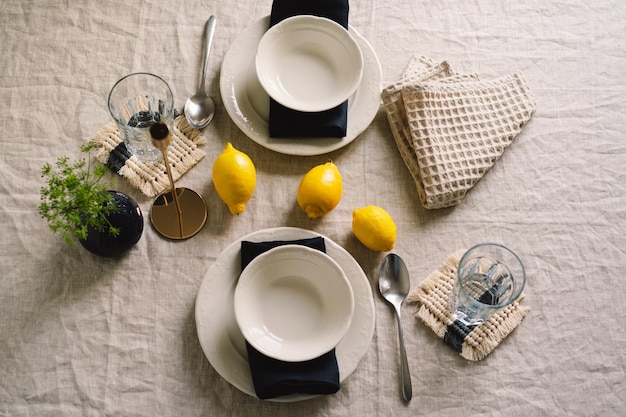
top-left (382, 55), bottom-right (536, 209)
top-left (90, 114), bottom-right (206, 197)
top-left (406, 250), bottom-right (529, 361)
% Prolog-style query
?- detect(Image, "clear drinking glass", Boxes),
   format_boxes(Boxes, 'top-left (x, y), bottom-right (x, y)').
top-left (107, 73), bottom-right (174, 164)
top-left (450, 243), bottom-right (526, 326)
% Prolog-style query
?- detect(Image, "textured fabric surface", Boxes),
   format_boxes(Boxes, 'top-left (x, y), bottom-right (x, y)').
top-left (383, 56), bottom-right (536, 209)
top-left (91, 115), bottom-right (206, 197)
top-left (1, 0), bottom-right (625, 416)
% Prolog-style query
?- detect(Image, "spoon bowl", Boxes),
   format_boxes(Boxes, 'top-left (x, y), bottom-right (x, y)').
top-left (184, 16), bottom-right (217, 129)
top-left (379, 253), bottom-right (413, 402)
top-left (185, 91), bottom-right (215, 129)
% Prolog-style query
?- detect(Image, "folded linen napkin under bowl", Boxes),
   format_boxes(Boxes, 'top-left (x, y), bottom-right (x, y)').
top-left (90, 112), bottom-right (206, 197)
top-left (382, 55), bottom-right (536, 209)
top-left (239, 237), bottom-right (341, 399)
top-left (267, 0), bottom-right (351, 138)
top-left (407, 250), bottom-right (530, 361)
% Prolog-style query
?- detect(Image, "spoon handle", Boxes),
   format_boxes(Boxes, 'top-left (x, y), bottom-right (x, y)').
top-left (199, 16), bottom-right (217, 92)
top-left (395, 309), bottom-right (412, 402)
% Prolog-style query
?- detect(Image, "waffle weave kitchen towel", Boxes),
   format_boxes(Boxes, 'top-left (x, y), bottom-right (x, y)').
top-left (382, 55), bottom-right (536, 209)
top-left (90, 113), bottom-right (206, 197)
top-left (407, 250), bottom-right (529, 361)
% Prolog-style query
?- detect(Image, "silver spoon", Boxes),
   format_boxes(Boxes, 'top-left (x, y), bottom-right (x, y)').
top-left (379, 253), bottom-right (413, 402)
top-left (184, 16), bottom-right (217, 129)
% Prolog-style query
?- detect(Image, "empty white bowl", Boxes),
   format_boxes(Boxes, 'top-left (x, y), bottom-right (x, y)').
top-left (255, 15), bottom-right (364, 112)
top-left (234, 245), bottom-right (355, 362)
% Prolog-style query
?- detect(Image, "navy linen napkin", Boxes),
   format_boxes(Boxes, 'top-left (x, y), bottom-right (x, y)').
top-left (240, 237), bottom-right (341, 399)
top-left (268, 0), bottom-right (350, 138)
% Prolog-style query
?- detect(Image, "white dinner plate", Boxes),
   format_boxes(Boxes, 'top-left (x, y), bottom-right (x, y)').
top-left (195, 227), bottom-right (376, 402)
top-left (234, 245), bottom-right (355, 362)
top-left (220, 16), bottom-right (383, 156)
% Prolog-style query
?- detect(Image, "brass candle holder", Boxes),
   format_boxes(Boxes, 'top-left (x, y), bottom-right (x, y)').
top-left (149, 123), bottom-right (207, 240)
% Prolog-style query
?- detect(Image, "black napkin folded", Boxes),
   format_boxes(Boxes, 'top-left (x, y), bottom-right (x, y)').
top-left (268, 0), bottom-right (350, 138)
top-left (240, 237), bottom-right (341, 399)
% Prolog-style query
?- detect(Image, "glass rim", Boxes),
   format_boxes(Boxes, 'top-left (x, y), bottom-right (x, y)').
top-left (107, 72), bottom-right (174, 121)
top-left (456, 242), bottom-right (526, 309)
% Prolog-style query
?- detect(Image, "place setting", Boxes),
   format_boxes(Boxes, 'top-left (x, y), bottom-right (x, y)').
top-left (219, 0), bottom-right (383, 156)
top-left (194, 227), bottom-right (376, 402)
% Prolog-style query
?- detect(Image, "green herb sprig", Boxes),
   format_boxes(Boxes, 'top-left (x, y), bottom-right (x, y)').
top-left (39, 143), bottom-right (120, 246)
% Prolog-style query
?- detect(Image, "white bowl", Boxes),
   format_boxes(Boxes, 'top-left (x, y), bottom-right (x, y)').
top-left (234, 245), bottom-right (355, 362)
top-left (255, 15), bottom-right (364, 112)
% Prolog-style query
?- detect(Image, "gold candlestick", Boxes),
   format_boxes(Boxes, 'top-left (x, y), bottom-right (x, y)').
top-left (149, 123), bottom-right (207, 240)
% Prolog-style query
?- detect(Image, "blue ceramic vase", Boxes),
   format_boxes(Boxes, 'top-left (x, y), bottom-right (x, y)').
top-left (79, 191), bottom-right (144, 257)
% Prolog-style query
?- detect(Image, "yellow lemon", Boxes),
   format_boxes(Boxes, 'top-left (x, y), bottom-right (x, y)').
top-left (352, 206), bottom-right (397, 251)
top-left (297, 162), bottom-right (343, 219)
top-left (212, 142), bottom-right (256, 214)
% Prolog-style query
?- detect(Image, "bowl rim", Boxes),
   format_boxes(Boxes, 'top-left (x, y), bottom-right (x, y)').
top-left (233, 244), bottom-right (355, 362)
top-left (255, 14), bottom-right (364, 112)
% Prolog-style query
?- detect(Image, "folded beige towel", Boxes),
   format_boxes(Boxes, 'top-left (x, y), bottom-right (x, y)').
top-left (90, 115), bottom-right (206, 197)
top-left (407, 250), bottom-right (529, 361)
top-left (383, 55), bottom-right (536, 209)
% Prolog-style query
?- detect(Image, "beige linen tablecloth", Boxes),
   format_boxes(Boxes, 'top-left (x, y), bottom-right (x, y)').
top-left (1, 1), bottom-right (624, 416)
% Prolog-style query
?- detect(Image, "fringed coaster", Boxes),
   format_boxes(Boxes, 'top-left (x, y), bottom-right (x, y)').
top-left (90, 114), bottom-right (207, 197)
top-left (407, 250), bottom-right (529, 361)
top-left (382, 55), bottom-right (536, 209)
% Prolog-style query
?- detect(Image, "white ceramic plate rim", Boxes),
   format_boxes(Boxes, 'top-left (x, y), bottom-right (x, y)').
top-left (234, 245), bottom-right (355, 362)
top-left (195, 227), bottom-right (376, 402)
top-left (255, 15), bottom-right (364, 112)
top-left (220, 16), bottom-right (383, 156)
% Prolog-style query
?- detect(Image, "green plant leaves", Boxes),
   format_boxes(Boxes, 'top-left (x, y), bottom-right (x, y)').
top-left (39, 146), bottom-right (119, 246)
